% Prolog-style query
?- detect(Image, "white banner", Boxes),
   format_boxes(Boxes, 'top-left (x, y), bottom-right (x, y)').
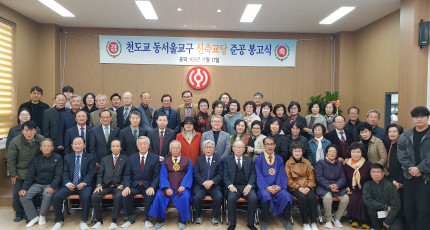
top-left (99, 35), bottom-right (296, 67)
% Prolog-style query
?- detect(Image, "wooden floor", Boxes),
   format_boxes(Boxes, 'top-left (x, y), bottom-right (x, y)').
top-left (0, 206), bottom-right (360, 230)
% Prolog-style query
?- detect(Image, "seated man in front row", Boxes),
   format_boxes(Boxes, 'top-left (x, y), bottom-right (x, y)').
top-left (51, 136), bottom-right (95, 230)
top-left (148, 140), bottom-right (193, 230)
top-left (121, 136), bottom-right (160, 228)
top-left (363, 163), bottom-right (402, 230)
top-left (193, 140), bottom-right (224, 226)
top-left (255, 136), bottom-right (293, 230)
top-left (224, 140), bottom-right (258, 230)
top-left (91, 139), bottom-right (128, 229)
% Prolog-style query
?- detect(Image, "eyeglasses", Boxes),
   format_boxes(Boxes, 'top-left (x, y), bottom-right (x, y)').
top-left (264, 143), bottom-right (275, 146)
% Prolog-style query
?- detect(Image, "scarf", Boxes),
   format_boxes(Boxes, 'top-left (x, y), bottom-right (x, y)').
top-left (345, 157), bottom-right (366, 189)
top-left (387, 140), bottom-right (397, 169)
top-left (314, 136), bottom-right (325, 162)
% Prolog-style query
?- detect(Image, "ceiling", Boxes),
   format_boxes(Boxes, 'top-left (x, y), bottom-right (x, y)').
top-left (1, 0), bottom-right (400, 33)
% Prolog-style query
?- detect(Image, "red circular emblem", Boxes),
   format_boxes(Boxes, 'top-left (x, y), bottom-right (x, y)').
top-left (187, 66), bottom-right (210, 90)
top-left (108, 42), bottom-right (120, 55)
top-left (276, 45), bottom-right (288, 59)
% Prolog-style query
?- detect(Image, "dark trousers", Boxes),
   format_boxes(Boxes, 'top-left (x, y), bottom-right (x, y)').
top-left (261, 201), bottom-right (292, 222)
top-left (12, 178), bottom-right (24, 218)
top-left (91, 187), bottom-right (123, 222)
top-left (291, 189), bottom-right (318, 224)
top-left (403, 177), bottom-right (430, 230)
top-left (52, 186), bottom-right (93, 222)
top-left (123, 185), bottom-right (154, 221)
top-left (367, 208), bottom-right (402, 230)
top-left (193, 187), bottom-right (223, 218)
top-left (226, 186), bottom-right (258, 226)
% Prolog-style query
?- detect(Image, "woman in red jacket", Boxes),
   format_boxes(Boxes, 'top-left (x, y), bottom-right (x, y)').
top-left (176, 116), bottom-right (202, 166)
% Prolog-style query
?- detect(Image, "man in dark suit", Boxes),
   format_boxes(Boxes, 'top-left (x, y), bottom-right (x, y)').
top-left (136, 92), bottom-right (153, 131)
top-left (121, 136), bottom-right (160, 228)
top-left (64, 110), bottom-right (92, 155)
top-left (193, 140), bottom-right (224, 226)
top-left (152, 94), bottom-right (181, 134)
top-left (147, 112), bottom-right (176, 160)
top-left (224, 140), bottom-right (258, 230)
top-left (253, 92), bottom-right (264, 117)
top-left (109, 93), bottom-right (121, 112)
top-left (120, 111), bottom-right (148, 156)
top-left (51, 136), bottom-right (96, 230)
top-left (18, 86), bottom-right (50, 129)
top-left (200, 115), bottom-right (231, 159)
top-left (324, 115), bottom-right (354, 161)
top-left (43, 93), bottom-right (69, 156)
top-left (116, 92), bottom-right (142, 130)
top-left (89, 109), bottom-right (120, 166)
top-left (91, 139), bottom-right (128, 229)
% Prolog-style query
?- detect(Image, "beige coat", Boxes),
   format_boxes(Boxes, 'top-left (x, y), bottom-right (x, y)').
top-left (285, 157), bottom-right (316, 192)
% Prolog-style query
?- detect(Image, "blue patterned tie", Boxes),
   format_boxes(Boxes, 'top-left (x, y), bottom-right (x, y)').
top-left (73, 155), bottom-right (81, 185)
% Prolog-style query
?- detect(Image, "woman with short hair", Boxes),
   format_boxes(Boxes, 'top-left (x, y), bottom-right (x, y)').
top-left (260, 102), bottom-right (274, 136)
top-left (307, 123), bottom-right (331, 166)
top-left (283, 101), bottom-right (307, 136)
top-left (193, 98), bottom-right (210, 134)
top-left (224, 99), bottom-right (243, 136)
top-left (206, 100), bottom-right (227, 131)
top-left (268, 117), bottom-right (290, 162)
top-left (305, 101), bottom-right (327, 137)
top-left (247, 121), bottom-right (266, 159)
top-left (243, 101), bottom-right (261, 136)
top-left (230, 119), bottom-right (250, 156)
top-left (324, 102), bottom-right (337, 132)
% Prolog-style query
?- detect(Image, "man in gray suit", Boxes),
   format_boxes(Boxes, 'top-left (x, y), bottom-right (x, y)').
top-left (201, 115), bottom-right (231, 159)
top-left (91, 139), bottom-right (128, 229)
top-left (136, 92), bottom-right (153, 131)
top-left (89, 110), bottom-right (120, 166)
top-left (89, 94), bottom-right (118, 127)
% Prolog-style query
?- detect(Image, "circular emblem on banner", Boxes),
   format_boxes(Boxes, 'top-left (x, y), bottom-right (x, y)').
top-left (187, 66), bottom-right (210, 90)
top-left (106, 40), bottom-right (122, 58)
top-left (274, 45), bottom-right (290, 61)
top-left (173, 163), bottom-right (181, 172)
top-left (268, 168), bottom-right (276, 175)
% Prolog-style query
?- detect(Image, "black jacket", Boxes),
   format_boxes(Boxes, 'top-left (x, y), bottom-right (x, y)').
top-left (21, 153), bottom-right (63, 190)
top-left (18, 101), bottom-right (50, 130)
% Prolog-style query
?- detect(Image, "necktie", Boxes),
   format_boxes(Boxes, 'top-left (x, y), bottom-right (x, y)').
top-left (133, 129), bottom-right (138, 142)
top-left (159, 130), bottom-right (164, 154)
top-left (104, 126), bottom-right (109, 143)
top-left (268, 155), bottom-right (273, 164)
top-left (237, 158), bottom-right (242, 170)
top-left (73, 155), bottom-right (81, 185)
top-left (123, 107), bottom-right (129, 123)
top-left (80, 127), bottom-right (86, 153)
top-left (207, 157), bottom-right (211, 179)
top-left (113, 156), bottom-right (118, 169)
top-left (340, 131), bottom-right (346, 143)
top-left (140, 155), bottom-right (145, 173)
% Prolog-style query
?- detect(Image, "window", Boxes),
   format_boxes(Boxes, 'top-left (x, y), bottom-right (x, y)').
top-left (0, 19), bottom-right (14, 138)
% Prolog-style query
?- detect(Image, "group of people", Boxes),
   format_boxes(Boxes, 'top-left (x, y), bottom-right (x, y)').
top-left (6, 85), bottom-right (430, 230)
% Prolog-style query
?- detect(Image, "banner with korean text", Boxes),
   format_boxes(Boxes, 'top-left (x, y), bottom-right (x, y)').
top-left (99, 35), bottom-right (296, 67)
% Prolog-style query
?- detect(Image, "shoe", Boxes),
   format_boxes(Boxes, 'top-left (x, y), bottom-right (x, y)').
top-left (91, 222), bottom-right (102, 229)
top-left (195, 217), bottom-right (202, 225)
top-left (120, 221), bottom-right (133, 228)
top-left (51, 222), bottom-right (64, 230)
top-left (304, 224), bottom-right (312, 230)
top-left (178, 222), bottom-right (186, 230)
top-left (108, 222), bottom-right (117, 229)
top-left (351, 221), bottom-right (359, 228)
top-left (260, 222), bottom-right (267, 230)
top-left (211, 218), bottom-right (219, 226)
top-left (144, 220), bottom-right (153, 228)
top-left (311, 223), bottom-right (320, 230)
top-left (26, 216), bottom-right (39, 228)
top-left (13, 216), bottom-right (23, 222)
top-left (332, 218), bottom-right (343, 228)
top-left (324, 221), bottom-right (333, 229)
top-left (362, 224), bottom-right (370, 230)
top-left (39, 216), bottom-right (47, 225)
top-left (247, 224), bottom-right (258, 230)
top-left (80, 222), bottom-right (90, 230)
top-left (154, 222), bottom-right (164, 229)
top-left (227, 225), bottom-right (236, 230)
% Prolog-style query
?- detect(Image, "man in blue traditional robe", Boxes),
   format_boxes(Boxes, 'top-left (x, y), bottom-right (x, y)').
top-left (255, 136), bottom-right (293, 230)
top-left (148, 140), bottom-right (193, 230)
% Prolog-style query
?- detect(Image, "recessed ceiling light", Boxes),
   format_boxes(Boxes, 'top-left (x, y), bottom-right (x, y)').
top-left (177, 8), bottom-right (182, 12)
top-left (183, 25), bottom-right (188, 27)
top-left (240, 4), bottom-right (262, 23)
top-left (217, 9), bottom-right (222, 13)
top-left (319, 7), bottom-right (355, 24)
top-left (135, 1), bottom-right (158, 20)
top-left (212, 25), bottom-right (217, 28)
top-left (38, 0), bottom-right (75, 17)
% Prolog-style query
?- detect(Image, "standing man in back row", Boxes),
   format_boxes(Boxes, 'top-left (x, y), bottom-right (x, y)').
top-left (397, 106), bottom-right (430, 230)
top-left (153, 94), bottom-right (181, 134)
top-left (18, 86), bottom-right (50, 130)
top-left (116, 92), bottom-right (141, 130)
top-left (177, 90), bottom-right (199, 123)
top-left (136, 92), bottom-right (153, 131)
